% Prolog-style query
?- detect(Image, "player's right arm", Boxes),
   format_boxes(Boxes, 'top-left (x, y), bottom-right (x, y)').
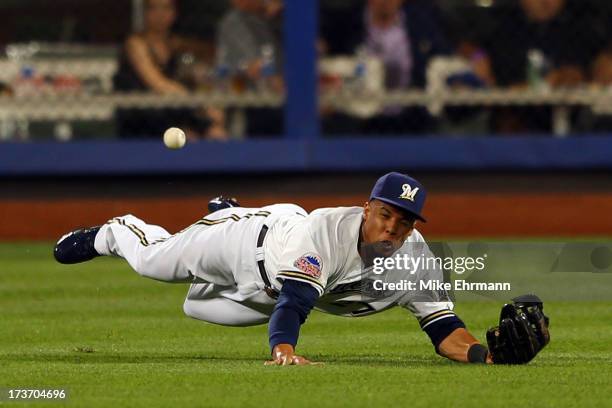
top-left (265, 280), bottom-right (320, 366)
top-left (265, 221), bottom-right (331, 365)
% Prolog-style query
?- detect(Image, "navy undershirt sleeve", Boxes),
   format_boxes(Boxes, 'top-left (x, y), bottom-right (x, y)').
top-left (423, 315), bottom-right (466, 350)
top-left (268, 279), bottom-right (319, 352)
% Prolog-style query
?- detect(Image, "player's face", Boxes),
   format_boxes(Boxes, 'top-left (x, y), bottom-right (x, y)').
top-left (361, 200), bottom-right (416, 256)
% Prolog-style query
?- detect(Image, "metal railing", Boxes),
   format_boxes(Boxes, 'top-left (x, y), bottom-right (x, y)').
top-left (2, 88), bottom-right (611, 137)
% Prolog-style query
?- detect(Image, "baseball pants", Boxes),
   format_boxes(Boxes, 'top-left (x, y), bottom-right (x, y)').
top-left (93, 206), bottom-right (300, 326)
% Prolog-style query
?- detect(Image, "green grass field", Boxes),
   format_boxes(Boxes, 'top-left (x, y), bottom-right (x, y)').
top-left (1, 243), bottom-right (611, 407)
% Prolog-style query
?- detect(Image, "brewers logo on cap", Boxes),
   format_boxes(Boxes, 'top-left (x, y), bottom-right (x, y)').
top-left (399, 183), bottom-right (419, 201)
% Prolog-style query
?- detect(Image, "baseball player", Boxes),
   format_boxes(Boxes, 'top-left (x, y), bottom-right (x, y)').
top-left (54, 172), bottom-right (549, 365)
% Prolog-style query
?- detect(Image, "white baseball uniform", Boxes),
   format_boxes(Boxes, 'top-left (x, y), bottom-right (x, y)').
top-left (94, 205), bottom-right (456, 329)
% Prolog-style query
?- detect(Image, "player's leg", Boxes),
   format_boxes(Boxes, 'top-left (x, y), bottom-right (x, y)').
top-left (92, 214), bottom-right (194, 282)
top-left (54, 196), bottom-right (239, 265)
top-left (182, 283), bottom-right (271, 326)
top-left (90, 206), bottom-right (266, 285)
top-left (183, 297), bottom-right (270, 326)
top-left (54, 213), bottom-right (193, 282)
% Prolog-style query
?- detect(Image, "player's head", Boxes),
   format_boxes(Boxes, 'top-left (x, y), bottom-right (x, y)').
top-left (361, 172), bottom-right (426, 254)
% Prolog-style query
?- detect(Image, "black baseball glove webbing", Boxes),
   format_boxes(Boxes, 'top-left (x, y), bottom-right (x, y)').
top-left (486, 294), bottom-right (550, 364)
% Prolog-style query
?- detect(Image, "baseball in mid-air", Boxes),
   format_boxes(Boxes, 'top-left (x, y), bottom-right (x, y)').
top-left (163, 127), bottom-right (186, 149)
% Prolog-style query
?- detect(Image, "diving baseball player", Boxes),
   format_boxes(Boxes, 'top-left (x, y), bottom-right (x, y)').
top-left (54, 172), bottom-right (549, 365)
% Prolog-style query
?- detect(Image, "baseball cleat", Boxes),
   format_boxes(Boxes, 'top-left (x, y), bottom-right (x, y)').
top-left (53, 226), bottom-right (101, 264)
top-left (208, 196), bottom-right (241, 214)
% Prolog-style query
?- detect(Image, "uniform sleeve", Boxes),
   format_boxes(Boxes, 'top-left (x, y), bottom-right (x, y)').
top-left (268, 280), bottom-right (319, 351)
top-left (275, 221), bottom-right (331, 296)
top-left (397, 229), bottom-right (460, 334)
top-left (422, 314), bottom-right (466, 350)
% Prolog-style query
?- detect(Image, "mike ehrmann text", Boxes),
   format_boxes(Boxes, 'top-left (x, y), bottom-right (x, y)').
top-left (372, 279), bottom-right (512, 291)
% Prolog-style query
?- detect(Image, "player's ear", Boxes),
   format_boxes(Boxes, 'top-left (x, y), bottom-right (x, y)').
top-left (363, 201), bottom-right (370, 220)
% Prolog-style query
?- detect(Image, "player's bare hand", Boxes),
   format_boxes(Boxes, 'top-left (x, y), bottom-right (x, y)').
top-left (264, 344), bottom-right (323, 366)
top-left (264, 355), bottom-right (316, 366)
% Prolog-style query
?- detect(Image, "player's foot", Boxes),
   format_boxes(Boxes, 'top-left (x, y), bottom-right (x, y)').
top-left (53, 226), bottom-right (101, 264)
top-left (208, 196), bottom-right (241, 214)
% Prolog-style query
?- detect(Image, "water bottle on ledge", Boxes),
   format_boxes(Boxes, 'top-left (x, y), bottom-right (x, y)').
top-left (526, 49), bottom-right (550, 91)
top-left (258, 44), bottom-right (276, 92)
top-left (351, 45), bottom-right (368, 94)
top-left (214, 46), bottom-right (231, 92)
top-left (231, 61), bottom-right (250, 94)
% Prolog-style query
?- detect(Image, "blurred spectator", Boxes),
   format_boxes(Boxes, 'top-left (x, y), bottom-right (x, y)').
top-left (473, 0), bottom-right (607, 133)
top-left (320, 0), bottom-right (451, 135)
top-left (217, 0), bottom-right (283, 89)
top-left (216, 0), bottom-right (284, 136)
top-left (114, 0), bottom-right (227, 140)
top-left (480, 0), bottom-right (606, 88)
top-left (322, 0), bottom-right (450, 88)
top-left (578, 44), bottom-right (612, 132)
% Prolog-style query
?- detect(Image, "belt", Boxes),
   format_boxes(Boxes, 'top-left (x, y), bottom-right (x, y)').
top-left (256, 225), bottom-right (279, 299)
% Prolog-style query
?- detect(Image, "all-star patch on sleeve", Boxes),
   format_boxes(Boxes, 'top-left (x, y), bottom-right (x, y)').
top-left (293, 253), bottom-right (323, 279)
top-left (276, 221), bottom-right (331, 295)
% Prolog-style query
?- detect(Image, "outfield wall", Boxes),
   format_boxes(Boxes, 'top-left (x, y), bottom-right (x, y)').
top-left (2, 173), bottom-right (611, 240)
top-left (2, 137), bottom-right (612, 175)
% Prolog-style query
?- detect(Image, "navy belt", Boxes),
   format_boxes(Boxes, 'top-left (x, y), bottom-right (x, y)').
top-left (256, 225), bottom-right (279, 299)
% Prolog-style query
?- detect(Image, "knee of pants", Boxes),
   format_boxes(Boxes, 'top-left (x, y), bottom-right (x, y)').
top-left (136, 265), bottom-right (169, 281)
top-left (132, 251), bottom-right (191, 283)
top-left (182, 298), bottom-right (269, 327)
top-left (183, 299), bottom-right (197, 319)
top-left (137, 267), bottom-right (192, 283)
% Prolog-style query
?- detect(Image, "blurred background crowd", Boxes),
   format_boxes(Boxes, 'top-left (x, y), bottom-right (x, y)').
top-left (2, 0), bottom-right (612, 141)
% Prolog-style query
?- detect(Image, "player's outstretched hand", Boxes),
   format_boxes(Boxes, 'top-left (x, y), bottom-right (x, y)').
top-left (264, 344), bottom-right (323, 366)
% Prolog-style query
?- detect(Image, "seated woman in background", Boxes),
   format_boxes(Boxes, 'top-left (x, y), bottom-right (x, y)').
top-left (114, 0), bottom-right (227, 140)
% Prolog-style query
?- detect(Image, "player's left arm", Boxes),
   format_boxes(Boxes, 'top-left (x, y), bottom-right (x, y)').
top-left (421, 314), bottom-right (491, 364)
top-left (437, 327), bottom-right (492, 364)
top-left (406, 231), bottom-right (491, 364)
